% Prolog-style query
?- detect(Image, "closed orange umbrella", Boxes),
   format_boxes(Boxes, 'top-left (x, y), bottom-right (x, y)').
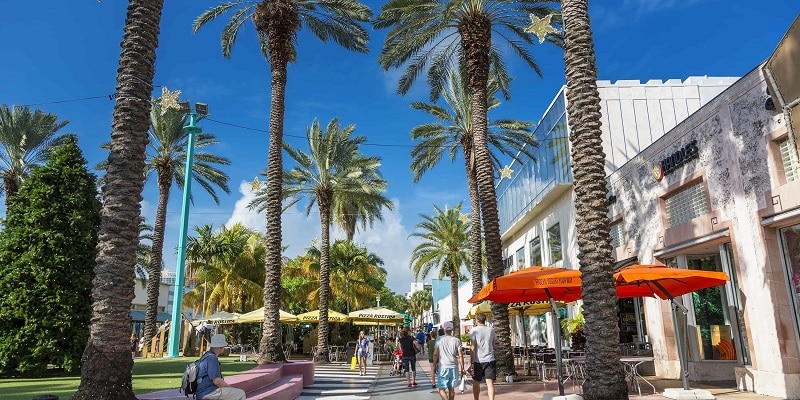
top-left (614, 264), bottom-right (729, 299)
top-left (468, 266), bottom-right (582, 303)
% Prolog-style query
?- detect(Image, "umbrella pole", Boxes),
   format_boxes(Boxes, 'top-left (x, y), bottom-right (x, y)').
top-left (522, 314), bottom-right (531, 376)
top-left (548, 296), bottom-right (564, 396)
top-left (671, 299), bottom-right (690, 390)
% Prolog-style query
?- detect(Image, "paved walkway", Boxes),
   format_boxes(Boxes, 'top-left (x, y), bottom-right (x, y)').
top-left (296, 359), bottom-right (781, 400)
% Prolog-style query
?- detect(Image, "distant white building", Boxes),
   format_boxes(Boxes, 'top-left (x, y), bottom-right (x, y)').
top-left (405, 281), bottom-right (429, 299)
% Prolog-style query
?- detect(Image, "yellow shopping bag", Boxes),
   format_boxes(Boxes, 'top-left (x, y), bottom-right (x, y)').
top-left (350, 355), bottom-right (357, 370)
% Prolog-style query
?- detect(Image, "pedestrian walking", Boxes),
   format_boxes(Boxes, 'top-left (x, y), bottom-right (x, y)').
top-left (427, 329), bottom-right (439, 388)
top-left (356, 330), bottom-right (369, 376)
top-left (398, 326), bottom-right (422, 388)
top-left (434, 325), bottom-right (464, 400)
top-left (470, 313), bottom-right (497, 400)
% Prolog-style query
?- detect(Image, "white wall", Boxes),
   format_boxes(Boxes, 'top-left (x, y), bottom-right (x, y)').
top-left (132, 278), bottom-right (172, 312)
top-left (596, 77), bottom-right (738, 174)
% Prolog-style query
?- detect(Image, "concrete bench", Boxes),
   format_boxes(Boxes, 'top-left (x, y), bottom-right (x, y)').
top-left (137, 361), bottom-right (314, 400)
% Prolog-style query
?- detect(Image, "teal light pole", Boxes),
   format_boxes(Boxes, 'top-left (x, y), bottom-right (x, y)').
top-left (167, 101), bottom-right (207, 357)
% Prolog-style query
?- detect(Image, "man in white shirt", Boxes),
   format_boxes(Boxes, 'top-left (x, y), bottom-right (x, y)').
top-left (470, 313), bottom-right (497, 400)
top-left (433, 326), bottom-right (464, 400)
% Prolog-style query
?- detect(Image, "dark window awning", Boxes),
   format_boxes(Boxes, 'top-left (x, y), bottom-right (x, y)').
top-left (130, 310), bottom-right (171, 323)
top-left (613, 256), bottom-right (638, 271)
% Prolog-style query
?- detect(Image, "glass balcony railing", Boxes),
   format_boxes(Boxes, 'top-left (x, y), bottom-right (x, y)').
top-left (496, 90), bottom-right (573, 233)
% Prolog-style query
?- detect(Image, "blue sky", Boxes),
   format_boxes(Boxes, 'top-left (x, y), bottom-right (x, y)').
top-left (0, 1), bottom-right (797, 294)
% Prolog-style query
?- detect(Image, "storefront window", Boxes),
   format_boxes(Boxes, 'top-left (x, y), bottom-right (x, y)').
top-left (780, 225), bottom-right (800, 347)
top-left (548, 223), bottom-right (563, 263)
top-left (688, 254), bottom-right (734, 360)
top-left (516, 247), bottom-right (526, 270)
top-left (530, 236), bottom-right (542, 267)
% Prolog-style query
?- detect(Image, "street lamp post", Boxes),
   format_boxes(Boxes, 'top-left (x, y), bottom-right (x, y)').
top-left (167, 101), bottom-right (207, 358)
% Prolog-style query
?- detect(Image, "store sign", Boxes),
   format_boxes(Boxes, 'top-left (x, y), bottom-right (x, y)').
top-left (653, 140), bottom-right (699, 181)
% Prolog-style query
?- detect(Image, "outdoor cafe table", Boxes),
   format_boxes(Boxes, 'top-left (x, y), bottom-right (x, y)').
top-left (620, 356), bottom-right (656, 396)
top-left (561, 356), bottom-right (586, 391)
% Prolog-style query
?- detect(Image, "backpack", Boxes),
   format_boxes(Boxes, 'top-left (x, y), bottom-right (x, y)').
top-left (181, 352), bottom-right (211, 397)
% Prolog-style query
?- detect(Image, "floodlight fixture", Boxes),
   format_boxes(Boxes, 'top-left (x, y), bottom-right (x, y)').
top-left (195, 102), bottom-right (208, 116)
top-left (178, 101), bottom-right (191, 113)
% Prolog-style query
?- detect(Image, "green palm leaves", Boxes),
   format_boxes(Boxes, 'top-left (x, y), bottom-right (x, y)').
top-left (0, 104), bottom-right (67, 203)
top-left (194, 0), bottom-right (373, 363)
top-left (250, 117), bottom-right (390, 362)
top-left (410, 203), bottom-right (470, 335)
top-left (183, 223), bottom-right (267, 315)
top-left (146, 103), bottom-right (231, 204)
top-left (375, 0), bottom-right (561, 101)
top-left (410, 203), bottom-right (470, 281)
top-left (409, 68), bottom-right (536, 183)
top-left (193, 0), bottom-right (372, 60)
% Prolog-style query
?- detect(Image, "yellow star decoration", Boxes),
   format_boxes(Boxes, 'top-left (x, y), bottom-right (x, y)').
top-left (499, 165), bottom-right (514, 180)
top-left (159, 86), bottom-right (182, 115)
top-left (459, 213), bottom-right (470, 224)
top-left (524, 13), bottom-right (560, 44)
top-left (249, 177), bottom-right (263, 192)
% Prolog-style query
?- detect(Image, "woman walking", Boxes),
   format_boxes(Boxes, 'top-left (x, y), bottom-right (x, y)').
top-left (356, 330), bottom-right (370, 376)
top-left (398, 327), bottom-right (422, 388)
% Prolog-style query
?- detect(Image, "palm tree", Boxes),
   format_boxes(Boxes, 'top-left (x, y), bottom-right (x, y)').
top-left (557, 1), bottom-right (627, 397)
top-left (375, 0), bottom-right (560, 374)
top-left (186, 224), bottom-right (225, 316)
top-left (135, 219), bottom-right (154, 282)
top-left (183, 223), bottom-right (266, 314)
top-left (330, 240), bottom-right (384, 313)
top-left (193, 0), bottom-right (371, 364)
top-left (0, 104), bottom-right (68, 207)
top-left (408, 289), bottom-right (433, 323)
top-left (288, 240), bottom-right (384, 312)
top-left (141, 98), bottom-right (230, 343)
top-left (409, 67), bottom-right (536, 296)
top-left (409, 203), bottom-right (470, 337)
top-left (74, 1), bottom-right (165, 398)
top-left (333, 196), bottom-right (393, 242)
top-left (252, 118), bottom-right (390, 362)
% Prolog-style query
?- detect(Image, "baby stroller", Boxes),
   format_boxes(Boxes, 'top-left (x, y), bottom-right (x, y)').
top-left (389, 347), bottom-right (404, 376)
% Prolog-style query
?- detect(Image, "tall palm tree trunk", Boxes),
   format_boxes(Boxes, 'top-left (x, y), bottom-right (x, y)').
top-left (315, 193), bottom-right (332, 363)
top-left (143, 176), bottom-right (170, 343)
top-left (449, 268), bottom-right (461, 337)
top-left (256, 0), bottom-right (297, 364)
top-left (460, 16), bottom-right (513, 376)
top-left (73, 1), bottom-right (163, 399)
top-left (462, 145), bottom-right (483, 296)
top-left (561, 1), bottom-right (627, 398)
top-left (3, 173), bottom-right (18, 208)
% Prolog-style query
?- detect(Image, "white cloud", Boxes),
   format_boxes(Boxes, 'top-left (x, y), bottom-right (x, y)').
top-left (225, 181), bottom-right (320, 255)
top-left (351, 200), bottom-right (421, 295)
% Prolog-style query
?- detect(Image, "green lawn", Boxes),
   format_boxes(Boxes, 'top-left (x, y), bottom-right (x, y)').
top-left (0, 356), bottom-right (256, 400)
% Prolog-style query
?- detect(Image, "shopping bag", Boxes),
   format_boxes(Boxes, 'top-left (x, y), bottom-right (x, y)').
top-left (350, 355), bottom-right (357, 370)
top-left (458, 374), bottom-right (467, 393)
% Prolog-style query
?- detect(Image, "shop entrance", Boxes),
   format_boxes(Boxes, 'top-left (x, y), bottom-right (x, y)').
top-left (663, 243), bottom-right (750, 366)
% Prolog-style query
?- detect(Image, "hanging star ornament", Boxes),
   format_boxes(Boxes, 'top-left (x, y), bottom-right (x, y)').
top-left (499, 165), bottom-right (514, 180)
top-left (524, 13), bottom-right (560, 44)
top-left (249, 177), bottom-right (263, 192)
top-left (159, 86), bottom-right (182, 115)
top-left (459, 213), bottom-right (470, 224)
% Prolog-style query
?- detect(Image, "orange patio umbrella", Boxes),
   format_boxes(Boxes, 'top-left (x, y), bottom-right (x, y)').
top-left (469, 266), bottom-right (581, 395)
top-left (468, 266), bottom-right (582, 304)
top-left (613, 264), bottom-right (730, 300)
top-left (613, 264), bottom-right (730, 391)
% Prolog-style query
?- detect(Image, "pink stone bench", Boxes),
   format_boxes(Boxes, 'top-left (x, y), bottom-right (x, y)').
top-left (137, 361), bottom-right (314, 400)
